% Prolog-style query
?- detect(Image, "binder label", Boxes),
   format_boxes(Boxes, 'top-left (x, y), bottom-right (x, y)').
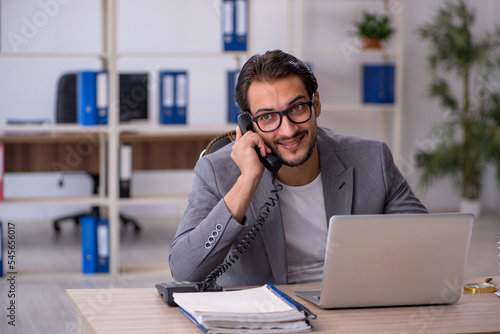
top-left (96, 72), bottom-right (108, 109)
top-left (97, 219), bottom-right (110, 273)
top-left (120, 144), bottom-right (133, 180)
top-left (235, 0), bottom-right (247, 37)
top-left (96, 71), bottom-right (109, 124)
top-left (162, 75), bottom-right (175, 107)
top-left (97, 224), bottom-right (109, 257)
top-left (223, 1), bottom-right (234, 44)
top-left (176, 74), bottom-right (187, 108)
top-left (119, 143), bottom-right (132, 198)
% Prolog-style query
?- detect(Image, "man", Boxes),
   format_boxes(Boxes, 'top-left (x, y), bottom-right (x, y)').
top-left (168, 50), bottom-right (427, 287)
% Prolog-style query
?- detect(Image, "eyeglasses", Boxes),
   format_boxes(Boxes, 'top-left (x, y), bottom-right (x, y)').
top-left (251, 95), bottom-right (315, 133)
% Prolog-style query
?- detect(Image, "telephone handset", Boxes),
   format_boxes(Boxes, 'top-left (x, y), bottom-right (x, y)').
top-left (237, 113), bottom-right (282, 176)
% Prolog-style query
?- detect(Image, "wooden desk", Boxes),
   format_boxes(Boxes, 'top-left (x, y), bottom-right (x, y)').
top-left (66, 278), bottom-right (500, 334)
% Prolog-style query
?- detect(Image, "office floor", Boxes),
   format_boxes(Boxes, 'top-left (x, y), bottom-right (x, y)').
top-left (0, 211), bottom-right (499, 334)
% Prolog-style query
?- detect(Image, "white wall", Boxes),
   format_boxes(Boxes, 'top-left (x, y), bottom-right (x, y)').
top-left (1, 0), bottom-right (499, 220)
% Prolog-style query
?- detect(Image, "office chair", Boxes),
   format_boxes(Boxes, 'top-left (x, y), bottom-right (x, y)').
top-left (53, 73), bottom-right (141, 233)
top-left (199, 131), bottom-right (236, 158)
top-left (53, 174), bottom-right (141, 233)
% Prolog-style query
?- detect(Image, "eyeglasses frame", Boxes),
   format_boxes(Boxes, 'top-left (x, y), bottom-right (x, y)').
top-left (249, 94), bottom-right (316, 133)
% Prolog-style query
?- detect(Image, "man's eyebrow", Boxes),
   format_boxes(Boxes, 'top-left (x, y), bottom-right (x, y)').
top-left (254, 95), bottom-right (308, 115)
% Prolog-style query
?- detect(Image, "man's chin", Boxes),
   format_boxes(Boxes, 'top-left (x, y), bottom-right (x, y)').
top-left (270, 130), bottom-right (316, 167)
top-left (275, 139), bottom-right (316, 168)
top-left (278, 150), bottom-right (309, 168)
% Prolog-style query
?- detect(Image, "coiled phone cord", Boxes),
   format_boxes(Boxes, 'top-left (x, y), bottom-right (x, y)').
top-left (200, 178), bottom-right (283, 290)
top-left (199, 177), bottom-right (318, 320)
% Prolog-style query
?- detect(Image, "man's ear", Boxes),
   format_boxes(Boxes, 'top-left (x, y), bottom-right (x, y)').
top-left (314, 91), bottom-right (321, 117)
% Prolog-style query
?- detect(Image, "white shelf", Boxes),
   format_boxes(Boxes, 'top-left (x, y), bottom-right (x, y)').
top-left (0, 124), bottom-right (109, 135)
top-left (322, 103), bottom-right (395, 113)
top-left (0, 123), bottom-right (234, 137)
top-left (0, 48), bottom-right (246, 61)
top-left (303, 48), bottom-right (397, 57)
top-left (118, 194), bottom-right (188, 206)
top-left (118, 123), bottom-right (236, 136)
top-left (307, 0), bottom-right (388, 1)
top-left (118, 51), bottom-right (248, 58)
top-left (0, 196), bottom-right (108, 207)
top-left (0, 52), bottom-right (105, 58)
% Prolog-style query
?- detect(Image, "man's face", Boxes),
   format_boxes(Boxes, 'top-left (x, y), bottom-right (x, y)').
top-left (247, 75), bottom-right (320, 167)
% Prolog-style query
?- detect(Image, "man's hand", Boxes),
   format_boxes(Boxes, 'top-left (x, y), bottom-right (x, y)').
top-left (231, 125), bottom-right (272, 179)
top-left (224, 125), bottom-right (272, 223)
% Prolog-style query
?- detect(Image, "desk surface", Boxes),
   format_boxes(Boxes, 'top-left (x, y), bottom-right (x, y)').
top-left (66, 278), bottom-right (500, 334)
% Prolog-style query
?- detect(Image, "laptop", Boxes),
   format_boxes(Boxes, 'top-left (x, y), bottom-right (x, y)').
top-left (295, 213), bottom-right (474, 309)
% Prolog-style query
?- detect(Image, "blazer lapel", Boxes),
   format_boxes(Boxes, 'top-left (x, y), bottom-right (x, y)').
top-left (326, 166), bottom-right (354, 219)
top-left (318, 133), bottom-right (354, 221)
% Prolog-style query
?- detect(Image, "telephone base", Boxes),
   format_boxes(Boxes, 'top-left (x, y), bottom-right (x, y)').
top-left (155, 281), bottom-right (223, 306)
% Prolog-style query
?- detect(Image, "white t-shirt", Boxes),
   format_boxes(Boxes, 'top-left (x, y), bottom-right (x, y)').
top-left (278, 173), bottom-right (327, 284)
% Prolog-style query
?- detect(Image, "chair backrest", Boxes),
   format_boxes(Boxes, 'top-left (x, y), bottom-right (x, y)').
top-left (200, 131), bottom-right (236, 158)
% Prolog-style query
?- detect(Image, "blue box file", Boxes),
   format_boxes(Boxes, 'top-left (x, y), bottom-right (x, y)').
top-left (77, 71), bottom-right (108, 125)
top-left (81, 216), bottom-right (97, 274)
top-left (159, 71), bottom-right (188, 124)
top-left (362, 65), bottom-right (395, 104)
top-left (223, 0), bottom-right (247, 51)
top-left (77, 72), bottom-right (97, 125)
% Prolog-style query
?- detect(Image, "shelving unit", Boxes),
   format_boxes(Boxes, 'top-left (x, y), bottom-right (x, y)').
top-left (285, 0), bottom-right (404, 161)
top-left (0, 0), bottom-right (252, 275)
top-left (0, 124), bottom-right (109, 134)
top-left (0, 196), bottom-right (108, 207)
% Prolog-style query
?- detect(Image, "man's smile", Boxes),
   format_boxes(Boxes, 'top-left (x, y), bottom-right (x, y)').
top-left (277, 133), bottom-right (305, 150)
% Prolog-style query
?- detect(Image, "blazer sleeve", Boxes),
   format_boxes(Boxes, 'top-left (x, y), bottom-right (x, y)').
top-left (168, 156), bottom-right (247, 282)
top-left (380, 142), bottom-right (428, 214)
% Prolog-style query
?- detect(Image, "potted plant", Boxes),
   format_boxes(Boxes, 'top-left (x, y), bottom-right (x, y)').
top-left (416, 0), bottom-right (500, 216)
top-left (352, 11), bottom-right (394, 49)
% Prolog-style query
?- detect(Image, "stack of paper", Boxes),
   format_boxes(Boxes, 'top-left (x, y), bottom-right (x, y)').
top-left (173, 283), bottom-right (313, 333)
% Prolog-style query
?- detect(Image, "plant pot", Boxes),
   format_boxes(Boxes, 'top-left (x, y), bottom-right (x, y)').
top-left (459, 198), bottom-right (481, 217)
top-left (362, 37), bottom-right (382, 49)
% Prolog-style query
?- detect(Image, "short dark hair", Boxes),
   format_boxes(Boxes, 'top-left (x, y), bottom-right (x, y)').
top-left (234, 49), bottom-right (318, 113)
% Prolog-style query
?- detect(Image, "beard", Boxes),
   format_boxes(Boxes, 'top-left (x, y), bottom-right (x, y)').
top-left (269, 126), bottom-right (318, 168)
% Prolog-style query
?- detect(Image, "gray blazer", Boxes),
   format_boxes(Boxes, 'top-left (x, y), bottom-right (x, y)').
top-left (168, 128), bottom-right (428, 286)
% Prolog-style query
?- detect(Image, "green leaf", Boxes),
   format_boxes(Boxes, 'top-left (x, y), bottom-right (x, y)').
top-left (428, 77), bottom-right (460, 112)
